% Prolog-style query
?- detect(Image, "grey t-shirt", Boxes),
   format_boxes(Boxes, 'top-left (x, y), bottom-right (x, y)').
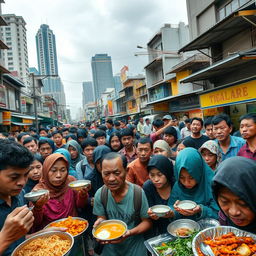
top-left (93, 183), bottom-right (149, 256)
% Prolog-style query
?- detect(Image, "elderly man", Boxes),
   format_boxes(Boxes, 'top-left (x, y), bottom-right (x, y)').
top-left (93, 152), bottom-right (152, 256)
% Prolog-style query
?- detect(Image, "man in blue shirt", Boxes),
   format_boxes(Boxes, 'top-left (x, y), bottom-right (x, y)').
top-left (0, 139), bottom-right (34, 255)
top-left (106, 119), bottom-right (116, 137)
top-left (212, 114), bottom-right (245, 161)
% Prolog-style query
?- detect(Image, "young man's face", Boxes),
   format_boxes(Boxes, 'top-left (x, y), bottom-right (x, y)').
top-left (213, 120), bottom-right (232, 142)
top-left (0, 167), bottom-right (30, 197)
top-left (240, 118), bottom-right (256, 140)
top-left (62, 130), bottom-right (69, 137)
top-left (24, 140), bottom-right (38, 154)
top-left (83, 145), bottom-right (96, 162)
top-left (96, 136), bottom-right (106, 146)
top-left (191, 120), bottom-right (202, 135)
top-left (137, 142), bottom-right (152, 163)
top-left (39, 130), bottom-right (48, 137)
top-left (53, 133), bottom-right (63, 146)
top-left (121, 135), bottom-right (134, 149)
top-left (205, 124), bottom-right (215, 139)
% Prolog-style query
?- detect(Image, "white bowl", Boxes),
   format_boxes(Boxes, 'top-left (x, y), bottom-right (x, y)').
top-left (177, 200), bottom-right (197, 210)
top-left (68, 180), bottom-right (91, 190)
top-left (11, 231), bottom-right (74, 256)
top-left (151, 205), bottom-right (171, 217)
top-left (24, 189), bottom-right (49, 203)
top-left (167, 219), bottom-right (200, 238)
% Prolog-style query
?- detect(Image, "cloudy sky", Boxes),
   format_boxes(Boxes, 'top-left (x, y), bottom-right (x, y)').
top-left (2, 0), bottom-right (188, 119)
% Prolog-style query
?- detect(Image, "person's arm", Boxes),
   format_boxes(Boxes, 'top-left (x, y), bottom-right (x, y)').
top-left (75, 188), bottom-right (89, 208)
top-left (154, 120), bottom-right (173, 137)
top-left (125, 218), bottom-right (152, 237)
top-left (75, 161), bottom-right (83, 180)
top-left (0, 206), bottom-right (34, 254)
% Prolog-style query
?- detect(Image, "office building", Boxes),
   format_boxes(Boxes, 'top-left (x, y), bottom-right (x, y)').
top-left (82, 81), bottom-right (94, 106)
top-left (91, 54), bottom-right (114, 100)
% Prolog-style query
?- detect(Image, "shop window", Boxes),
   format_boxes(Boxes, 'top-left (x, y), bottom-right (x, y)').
top-left (231, 0), bottom-right (239, 10)
top-left (239, 0), bottom-right (249, 5)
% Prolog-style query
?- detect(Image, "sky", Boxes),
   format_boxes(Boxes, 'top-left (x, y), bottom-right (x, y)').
top-left (2, 0), bottom-right (188, 119)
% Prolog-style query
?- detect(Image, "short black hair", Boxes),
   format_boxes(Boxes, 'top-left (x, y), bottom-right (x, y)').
top-left (0, 139), bottom-right (34, 171)
top-left (106, 119), bottom-right (113, 125)
top-left (164, 126), bottom-right (178, 141)
top-left (94, 130), bottom-right (106, 139)
top-left (29, 127), bottom-right (37, 132)
top-left (81, 137), bottom-right (98, 150)
top-left (191, 117), bottom-right (203, 127)
top-left (120, 119), bottom-right (126, 124)
top-left (61, 127), bottom-right (69, 133)
top-left (136, 137), bottom-right (153, 149)
top-left (23, 136), bottom-right (38, 146)
top-left (98, 125), bottom-right (107, 132)
top-left (212, 113), bottom-right (232, 128)
top-left (239, 113), bottom-right (256, 123)
top-left (184, 118), bottom-right (191, 124)
top-left (145, 118), bottom-right (150, 122)
top-left (39, 128), bottom-right (48, 133)
top-left (69, 127), bottom-right (78, 134)
top-left (17, 132), bottom-right (29, 142)
top-left (65, 134), bottom-right (77, 141)
top-left (120, 128), bottom-right (134, 138)
top-left (52, 130), bottom-right (63, 137)
top-left (101, 152), bottom-right (127, 170)
top-left (114, 121), bottom-right (120, 126)
top-left (152, 119), bottom-right (164, 128)
top-left (33, 154), bottom-right (44, 164)
top-left (204, 117), bottom-right (213, 128)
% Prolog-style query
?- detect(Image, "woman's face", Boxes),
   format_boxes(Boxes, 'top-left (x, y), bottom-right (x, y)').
top-left (68, 145), bottom-right (78, 159)
top-left (217, 186), bottom-right (255, 227)
top-left (153, 147), bottom-right (168, 157)
top-left (48, 159), bottom-right (68, 187)
top-left (28, 160), bottom-right (42, 181)
top-left (110, 136), bottom-right (121, 151)
top-left (201, 148), bottom-right (217, 170)
top-left (179, 168), bottom-right (197, 189)
top-left (149, 168), bottom-right (168, 189)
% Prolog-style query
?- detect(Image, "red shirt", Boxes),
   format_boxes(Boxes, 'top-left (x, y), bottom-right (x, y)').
top-left (118, 146), bottom-right (137, 164)
top-left (237, 143), bottom-right (256, 160)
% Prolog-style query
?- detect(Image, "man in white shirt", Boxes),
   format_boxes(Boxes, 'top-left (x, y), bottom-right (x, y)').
top-left (143, 118), bottom-right (152, 137)
top-left (181, 118), bottom-right (192, 139)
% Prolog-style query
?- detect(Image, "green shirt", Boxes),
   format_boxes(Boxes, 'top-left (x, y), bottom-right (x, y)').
top-left (93, 183), bottom-right (149, 256)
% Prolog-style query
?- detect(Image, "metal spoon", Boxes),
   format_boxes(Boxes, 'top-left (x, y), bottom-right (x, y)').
top-left (200, 242), bottom-right (215, 256)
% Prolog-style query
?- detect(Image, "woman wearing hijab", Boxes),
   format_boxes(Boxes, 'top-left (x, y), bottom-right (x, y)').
top-left (143, 155), bottom-right (175, 235)
top-left (66, 140), bottom-right (85, 170)
top-left (31, 153), bottom-right (88, 231)
top-left (169, 147), bottom-right (219, 221)
top-left (153, 140), bottom-right (172, 158)
top-left (55, 148), bottom-right (78, 178)
top-left (212, 157), bottom-right (256, 233)
top-left (109, 132), bottom-right (123, 152)
top-left (199, 140), bottom-right (222, 171)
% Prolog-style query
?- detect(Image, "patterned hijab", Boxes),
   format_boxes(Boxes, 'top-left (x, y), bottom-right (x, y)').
top-left (153, 140), bottom-right (172, 158)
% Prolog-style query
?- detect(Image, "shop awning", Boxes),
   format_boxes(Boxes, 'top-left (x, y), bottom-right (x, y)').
top-left (179, 49), bottom-right (256, 83)
top-left (11, 113), bottom-right (43, 120)
top-left (12, 122), bottom-right (33, 126)
top-left (179, 8), bottom-right (256, 53)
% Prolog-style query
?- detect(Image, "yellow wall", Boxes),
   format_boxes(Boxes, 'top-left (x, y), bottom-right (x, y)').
top-left (170, 70), bottom-right (192, 96)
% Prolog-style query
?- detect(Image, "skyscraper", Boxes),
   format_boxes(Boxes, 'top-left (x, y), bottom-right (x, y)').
top-left (91, 54), bottom-right (114, 100)
top-left (82, 81), bottom-right (94, 106)
top-left (1, 14), bottom-right (30, 87)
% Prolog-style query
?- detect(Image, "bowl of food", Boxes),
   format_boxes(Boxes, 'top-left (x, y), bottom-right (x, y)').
top-left (167, 219), bottom-right (200, 238)
top-left (151, 205), bottom-right (171, 217)
top-left (192, 226), bottom-right (256, 256)
top-left (68, 180), bottom-right (91, 191)
top-left (11, 231), bottom-right (73, 256)
top-left (46, 216), bottom-right (88, 238)
top-left (92, 219), bottom-right (127, 241)
top-left (24, 189), bottom-right (49, 203)
top-left (176, 200), bottom-right (197, 210)
top-left (198, 218), bottom-right (220, 230)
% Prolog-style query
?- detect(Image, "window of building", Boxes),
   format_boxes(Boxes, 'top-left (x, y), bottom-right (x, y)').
top-left (8, 62), bottom-right (13, 65)
top-left (8, 57), bottom-right (12, 61)
top-left (5, 27), bottom-right (10, 31)
top-left (231, 0), bottom-right (239, 10)
top-left (7, 52), bottom-right (12, 56)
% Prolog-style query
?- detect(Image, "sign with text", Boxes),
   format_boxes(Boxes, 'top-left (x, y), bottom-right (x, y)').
top-left (200, 80), bottom-right (256, 109)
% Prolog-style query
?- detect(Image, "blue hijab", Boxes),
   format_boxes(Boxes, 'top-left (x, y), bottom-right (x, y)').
top-left (169, 147), bottom-right (219, 220)
top-left (55, 148), bottom-right (77, 178)
top-left (65, 140), bottom-right (85, 170)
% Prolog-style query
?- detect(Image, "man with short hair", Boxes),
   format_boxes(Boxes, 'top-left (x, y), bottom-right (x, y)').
top-left (212, 113), bottom-right (245, 161)
top-left (0, 139), bottom-right (34, 255)
top-left (106, 119), bottom-right (115, 136)
top-left (137, 117), bottom-right (144, 136)
top-left (39, 128), bottom-right (48, 137)
top-left (17, 132), bottom-right (30, 145)
top-left (237, 113), bottom-right (256, 160)
top-left (114, 121), bottom-right (121, 131)
top-left (76, 137), bottom-right (98, 179)
top-left (94, 130), bottom-right (107, 146)
top-left (183, 117), bottom-right (209, 149)
top-left (143, 118), bottom-right (152, 137)
top-left (120, 120), bottom-right (127, 129)
top-left (23, 137), bottom-right (38, 154)
top-left (93, 152), bottom-right (151, 256)
top-left (52, 130), bottom-right (65, 149)
top-left (180, 118), bottom-right (191, 139)
top-left (61, 127), bottom-right (69, 138)
top-left (126, 138), bottom-right (152, 187)
top-left (150, 119), bottom-right (173, 143)
top-left (162, 115), bottom-right (181, 139)
top-left (204, 117), bottom-right (215, 139)
top-left (119, 128), bottom-right (137, 163)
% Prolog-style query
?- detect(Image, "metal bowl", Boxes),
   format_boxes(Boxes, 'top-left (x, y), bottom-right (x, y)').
top-left (192, 226), bottom-right (256, 256)
top-left (151, 205), bottom-right (171, 217)
top-left (92, 219), bottom-right (127, 241)
top-left (11, 231), bottom-right (74, 256)
top-left (177, 200), bottom-right (197, 210)
top-left (68, 180), bottom-right (91, 190)
top-left (24, 189), bottom-right (49, 203)
top-left (167, 219), bottom-right (200, 238)
top-left (45, 217), bottom-right (88, 238)
top-left (198, 218), bottom-right (220, 230)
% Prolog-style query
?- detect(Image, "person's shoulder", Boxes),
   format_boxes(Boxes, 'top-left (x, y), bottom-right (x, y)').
top-left (231, 135), bottom-right (245, 145)
top-left (142, 180), bottom-right (154, 190)
top-left (127, 158), bottom-right (139, 168)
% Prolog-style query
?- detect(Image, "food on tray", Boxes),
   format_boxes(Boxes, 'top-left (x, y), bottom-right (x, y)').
top-left (49, 216), bottom-right (87, 236)
top-left (94, 222), bottom-right (126, 240)
top-left (154, 231), bottom-right (198, 256)
top-left (16, 234), bottom-right (71, 256)
top-left (197, 232), bottom-right (256, 256)
top-left (175, 227), bottom-right (192, 237)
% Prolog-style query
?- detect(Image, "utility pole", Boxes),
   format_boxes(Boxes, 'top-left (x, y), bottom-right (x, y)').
top-left (31, 73), bottom-right (39, 131)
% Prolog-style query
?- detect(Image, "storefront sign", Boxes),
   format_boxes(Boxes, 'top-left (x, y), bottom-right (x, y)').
top-left (169, 95), bottom-right (200, 111)
top-left (3, 111), bottom-right (11, 125)
top-left (154, 102), bottom-right (169, 112)
top-left (22, 119), bottom-right (33, 124)
top-left (108, 100), bottom-right (113, 116)
top-left (203, 107), bottom-right (224, 116)
top-left (200, 80), bottom-right (256, 109)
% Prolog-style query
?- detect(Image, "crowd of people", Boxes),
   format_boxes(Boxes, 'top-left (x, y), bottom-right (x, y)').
top-left (0, 112), bottom-right (255, 256)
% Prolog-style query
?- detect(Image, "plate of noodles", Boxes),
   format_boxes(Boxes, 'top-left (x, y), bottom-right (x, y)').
top-left (45, 216), bottom-right (88, 238)
top-left (11, 231), bottom-right (73, 256)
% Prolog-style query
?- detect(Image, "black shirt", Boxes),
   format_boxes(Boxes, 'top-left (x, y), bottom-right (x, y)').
top-left (183, 135), bottom-right (209, 149)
